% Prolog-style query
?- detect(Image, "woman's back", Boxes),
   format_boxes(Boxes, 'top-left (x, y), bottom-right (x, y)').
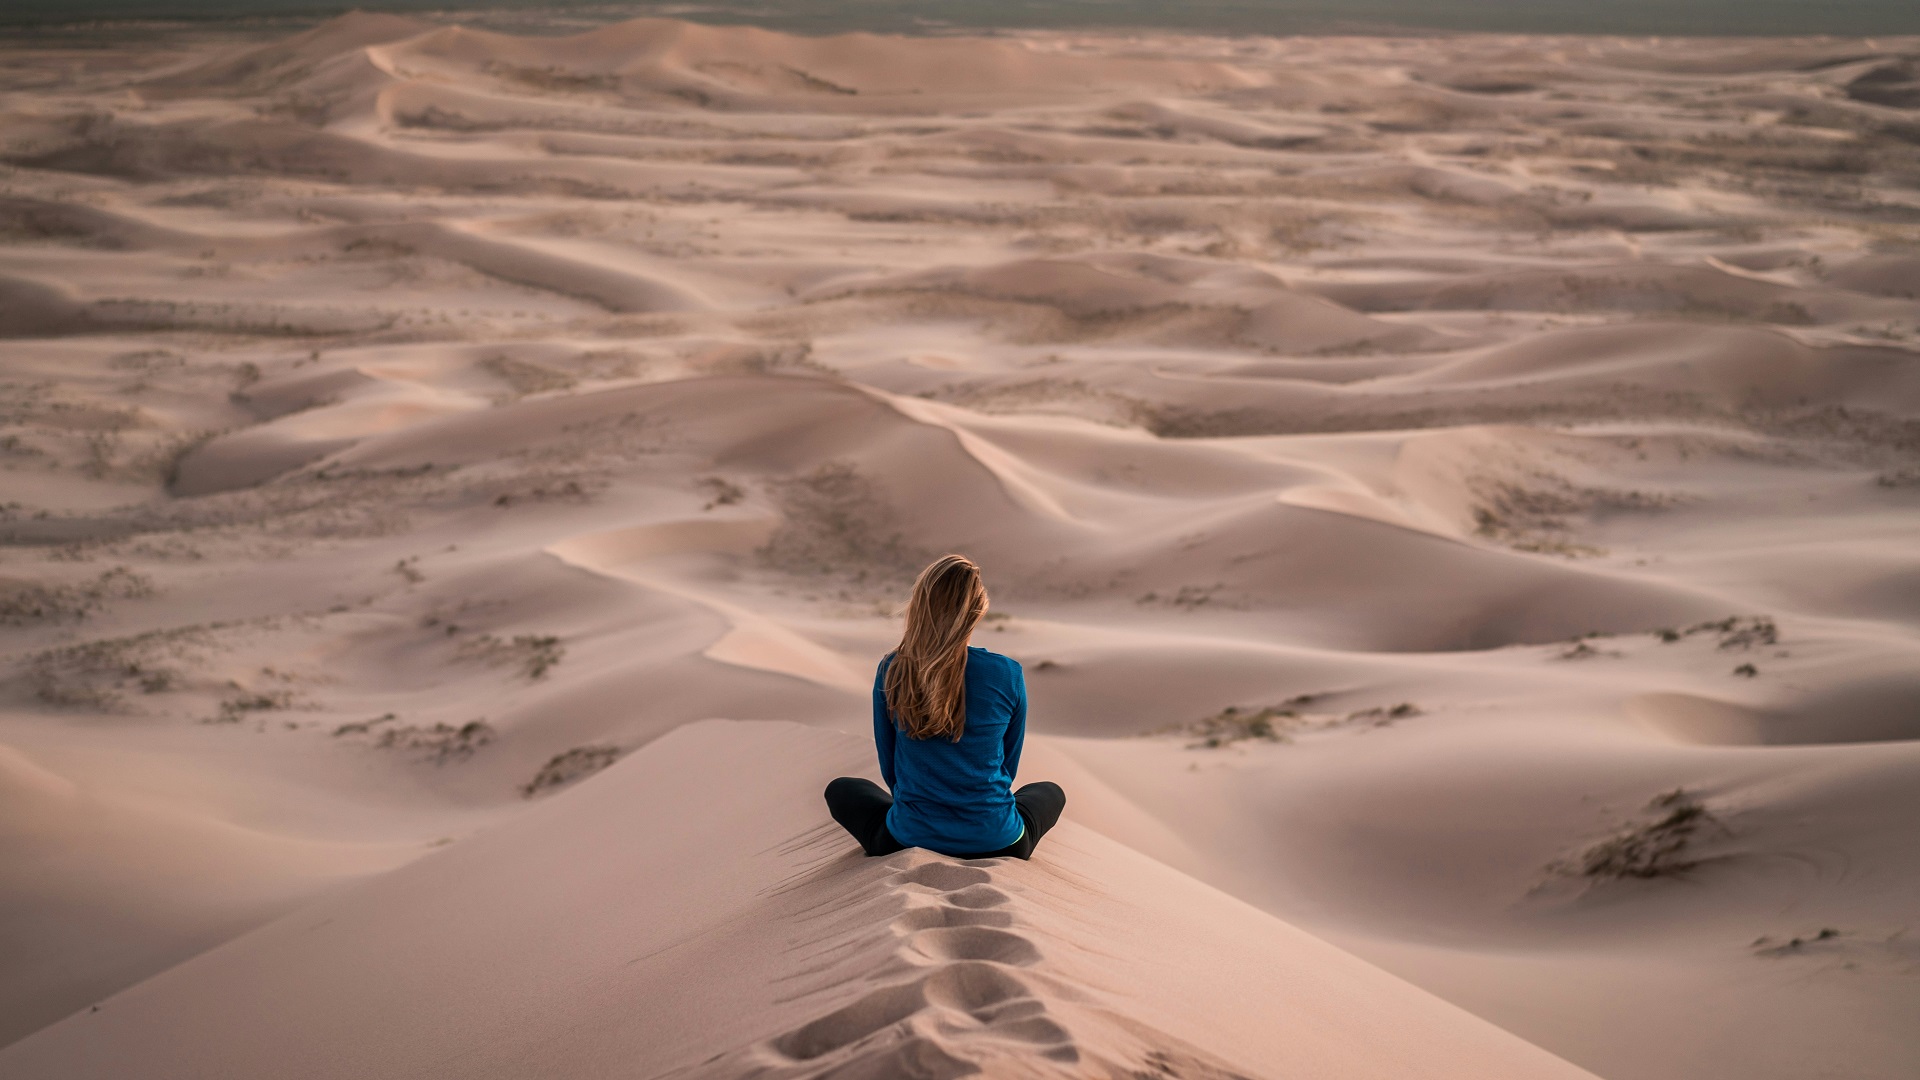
top-left (823, 553), bottom-right (1064, 861)
top-left (873, 646), bottom-right (1026, 854)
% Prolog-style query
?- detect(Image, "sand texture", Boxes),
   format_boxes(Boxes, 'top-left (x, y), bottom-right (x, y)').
top-left (1, 15), bottom-right (1918, 1079)
top-left (0, 720), bottom-right (1603, 1080)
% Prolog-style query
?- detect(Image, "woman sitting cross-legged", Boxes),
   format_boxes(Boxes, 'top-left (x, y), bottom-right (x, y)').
top-left (824, 554), bottom-right (1066, 861)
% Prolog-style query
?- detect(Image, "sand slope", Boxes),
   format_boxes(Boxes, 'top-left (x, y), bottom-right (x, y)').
top-left (0, 720), bottom-right (1598, 1080)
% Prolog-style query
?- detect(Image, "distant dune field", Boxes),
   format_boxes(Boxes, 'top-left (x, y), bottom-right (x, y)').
top-left (1, 15), bottom-right (1917, 1080)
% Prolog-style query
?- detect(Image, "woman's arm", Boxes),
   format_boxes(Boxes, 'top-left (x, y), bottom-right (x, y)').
top-left (1002, 658), bottom-right (1027, 781)
top-left (873, 656), bottom-right (897, 789)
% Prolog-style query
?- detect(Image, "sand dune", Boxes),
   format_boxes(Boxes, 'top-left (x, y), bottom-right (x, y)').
top-left (1305, 261), bottom-right (1920, 325)
top-left (815, 254), bottom-right (1447, 354)
top-left (2, 14), bottom-right (1918, 1080)
top-left (0, 740), bottom-right (413, 1046)
top-left (0, 721), bottom-right (1599, 1080)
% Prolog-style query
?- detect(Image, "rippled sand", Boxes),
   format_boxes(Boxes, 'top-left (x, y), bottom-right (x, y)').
top-left (1, 15), bottom-right (1918, 1079)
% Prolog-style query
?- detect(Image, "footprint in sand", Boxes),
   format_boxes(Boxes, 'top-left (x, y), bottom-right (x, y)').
top-left (661, 847), bottom-right (1262, 1080)
top-left (758, 855), bottom-right (1078, 1076)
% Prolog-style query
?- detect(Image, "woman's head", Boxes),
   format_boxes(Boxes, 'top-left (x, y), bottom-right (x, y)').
top-left (884, 554), bottom-right (989, 741)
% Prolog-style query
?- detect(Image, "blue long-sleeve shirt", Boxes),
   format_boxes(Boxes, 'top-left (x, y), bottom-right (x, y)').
top-left (874, 646), bottom-right (1027, 855)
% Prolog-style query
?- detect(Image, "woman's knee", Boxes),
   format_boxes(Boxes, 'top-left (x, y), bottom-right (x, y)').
top-left (1015, 781), bottom-right (1066, 829)
top-left (1017, 780), bottom-right (1065, 805)
top-left (824, 776), bottom-right (877, 804)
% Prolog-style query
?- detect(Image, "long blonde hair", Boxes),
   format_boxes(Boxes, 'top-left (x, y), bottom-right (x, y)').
top-left (884, 554), bottom-right (989, 741)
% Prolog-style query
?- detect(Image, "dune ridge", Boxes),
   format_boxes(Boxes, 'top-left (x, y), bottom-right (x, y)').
top-left (0, 721), bottom-right (1600, 1080)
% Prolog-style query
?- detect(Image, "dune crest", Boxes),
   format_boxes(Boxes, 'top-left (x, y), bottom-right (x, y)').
top-left (548, 520), bottom-right (873, 694)
top-left (0, 722), bottom-right (1598, 1080)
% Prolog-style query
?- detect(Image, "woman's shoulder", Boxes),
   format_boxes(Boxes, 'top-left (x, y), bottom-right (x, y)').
top-left (966, 645), bottom-right (1022, 676)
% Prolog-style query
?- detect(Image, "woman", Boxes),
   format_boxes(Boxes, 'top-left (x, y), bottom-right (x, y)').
top-left (824, 554), bottom-right (1066, 860)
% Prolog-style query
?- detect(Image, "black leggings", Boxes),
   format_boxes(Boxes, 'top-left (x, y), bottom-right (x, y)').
top-left (824, 777), bottom-right (1066, 860)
